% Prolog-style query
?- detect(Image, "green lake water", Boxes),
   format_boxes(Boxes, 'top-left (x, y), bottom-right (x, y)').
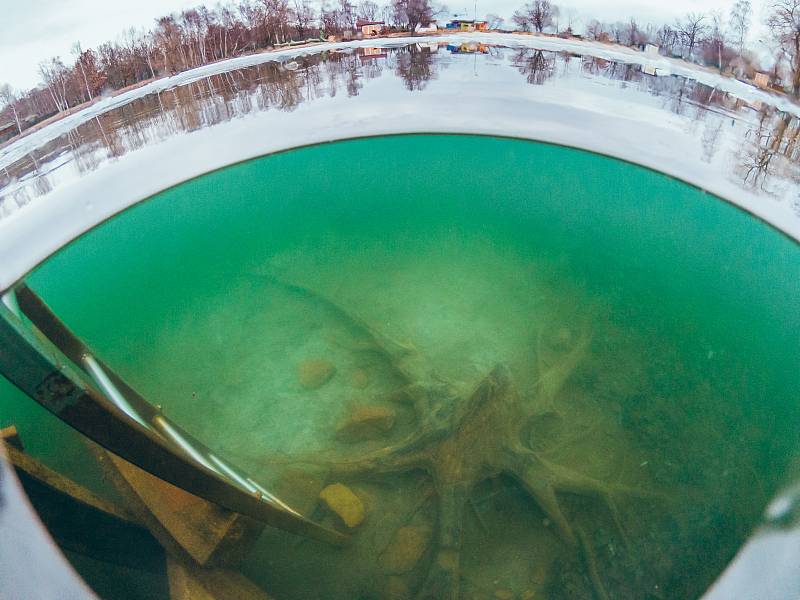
top-left (2, 134), bottom-right (800, 599)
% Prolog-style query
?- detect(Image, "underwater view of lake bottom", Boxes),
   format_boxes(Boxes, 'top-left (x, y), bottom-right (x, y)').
top-left (4, 134), bottom-right (800, 599)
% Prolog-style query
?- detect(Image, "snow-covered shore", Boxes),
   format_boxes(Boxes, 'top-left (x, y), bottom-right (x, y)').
top-left (1, 32), bottom-right (796, 171)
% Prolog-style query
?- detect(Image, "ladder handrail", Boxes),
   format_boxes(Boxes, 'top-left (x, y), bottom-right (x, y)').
top-left (0, 283), bottom-right (346, 546)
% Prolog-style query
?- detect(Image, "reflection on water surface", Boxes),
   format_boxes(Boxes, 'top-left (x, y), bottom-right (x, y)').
top-left (1, 41), bottom-right (799, 230)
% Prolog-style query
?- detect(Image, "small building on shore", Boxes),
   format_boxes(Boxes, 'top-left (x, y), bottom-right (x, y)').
top-left (644, 44), bottom-right (660, 57)
top-left (754, 72), bottom-right (771, 89)
top-left (415, 21), bottom-right (438, 34)
top-left (357, 21), bottom-right (385, 36)
top-left (446, 20), bottom-right (488, 32)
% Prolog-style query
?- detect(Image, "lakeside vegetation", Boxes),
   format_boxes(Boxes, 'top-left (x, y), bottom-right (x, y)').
top-left (1, 0), bottom-right (799, 141)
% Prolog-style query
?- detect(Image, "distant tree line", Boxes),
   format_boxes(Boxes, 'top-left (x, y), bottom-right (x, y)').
top-left (1, 0), bottom-right (800, 141)
top-left (0, 0), bottom-right (445, 136)
top-left (515, 0), bottom-right (800, 96)
top-left (578, 6), bottom-right (751, 74)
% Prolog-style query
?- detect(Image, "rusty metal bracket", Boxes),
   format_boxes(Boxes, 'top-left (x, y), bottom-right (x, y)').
top-left (0, 284), bottom-right (346, 547)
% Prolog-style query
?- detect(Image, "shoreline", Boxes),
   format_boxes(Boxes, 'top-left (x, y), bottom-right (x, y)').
top-left (1, 31), bottom-right (796, 168)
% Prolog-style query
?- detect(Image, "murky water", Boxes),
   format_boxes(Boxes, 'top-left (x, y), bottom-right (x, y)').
top-left (4, 134), bottom-right (798, 599)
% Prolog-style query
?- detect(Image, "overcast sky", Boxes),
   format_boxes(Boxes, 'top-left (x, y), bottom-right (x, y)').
top-left (0, 0), bottom-right (769, 91)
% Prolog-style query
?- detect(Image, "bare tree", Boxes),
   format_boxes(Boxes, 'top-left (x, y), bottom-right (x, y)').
top-left (320, 2), bottom-right (340, 35)
top-left (293, 0), bottom-right (317, 37)
top-left (391, 0), bottom-right (435, 31)
top-left (180, 10), bottom-right (207, 65)
top-left (152, 16), bottom-right (176, 73)
top-left (625, 17), bottom-right (641, 46)
top-left (610, 21), bottom-right (626, 44)
top-left (137, 33), bottom-right (158, 79)
top-left (766, 0), bottom-right (800, 96)
top-left (38, 58), bottom-right (71, 112)
top-left (585, 19), bottom-right (605, 41)
top-left (485, 13), bottom-right (505, 30)
top-left (705, 12), bottom-right (727, 72)
top-left (219, 5), bottom-right (243, 55)
top-left (261, 0), bottom-right (292, 45)
top-left (338, 0), bottom-right (356, 30)
top-left (676, 12), bottom-right (710, 59)
top-left (729, 0), bottom-right (752, 56)
top-left (71, 42), bottom-right (94, 102)
top-left (0, 84), bottom-right (22, 134)
top-left (513, 1), bottom-right (558, 33)
top-left (657, 24), bottom-right (679, 55)
top-left (513, 7), bottom-right (533, 31)
top-left (356, 0), bottom-right (380, 22)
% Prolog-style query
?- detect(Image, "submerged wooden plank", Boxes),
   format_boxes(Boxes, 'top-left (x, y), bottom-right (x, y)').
top-left (95, 449), bottom-right (265, 567)
top-left (1, 424), bottom-right (23, 450)
top-left (3, 441), bottom-right (164, 572)
top-left (166, 556), bottom-right (273, 600)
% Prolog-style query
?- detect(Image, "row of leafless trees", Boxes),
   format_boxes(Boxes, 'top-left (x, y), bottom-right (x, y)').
top-left (513, 0), bottom-right (800, 95)
top-left (514, 2), bottom-right (750, 65)
top-left (10, 42), bottom-right (796, 203)
top-left (0, 0), bottom-right (443, 137)
top-left (3, 0), bottom-right (800, 140)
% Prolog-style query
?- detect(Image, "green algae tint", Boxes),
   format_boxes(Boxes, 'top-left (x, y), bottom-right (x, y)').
top-left (3, 135), bottom-right (800, 599)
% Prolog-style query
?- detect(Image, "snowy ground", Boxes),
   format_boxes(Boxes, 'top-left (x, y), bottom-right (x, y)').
top-left (1, 32), bottom-right (796, 171)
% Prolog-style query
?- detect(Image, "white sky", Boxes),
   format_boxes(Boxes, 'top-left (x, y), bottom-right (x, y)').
top-left (0, 0), bottom-right (769, 91)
